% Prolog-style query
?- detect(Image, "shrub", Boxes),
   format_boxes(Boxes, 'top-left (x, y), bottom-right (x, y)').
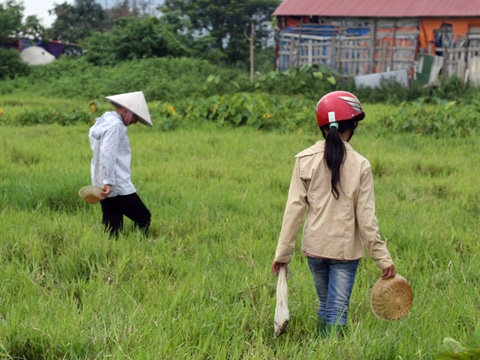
top-left (152, 92), bottom-right (316, 132)
top-left (0, 48), bottom-right (30, 80)
top-left (0, 57), bottom-right (248, 101)
top-left (17, 107), bottom-right (93, 126)
top-left (377, 98), bottom-right (480, 137)
top-left (252, 64), bottom-right (339, 99)
top-left (81, 17), bottom-right (190, 66)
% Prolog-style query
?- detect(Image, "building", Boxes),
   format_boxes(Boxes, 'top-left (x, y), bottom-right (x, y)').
top-left (273, 0), bottom-right (480, 84)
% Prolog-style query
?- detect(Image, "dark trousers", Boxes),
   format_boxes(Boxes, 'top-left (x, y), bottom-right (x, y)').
top-left (100, 193), bottom-right (151, 237)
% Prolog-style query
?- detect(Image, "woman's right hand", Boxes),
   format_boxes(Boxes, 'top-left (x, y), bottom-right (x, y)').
top-left (381, 264), bottom-right (396, 279)
top-left (271, 261), bottom-right (287, 275)
top-left (100, 184), bottom-right (111, 200)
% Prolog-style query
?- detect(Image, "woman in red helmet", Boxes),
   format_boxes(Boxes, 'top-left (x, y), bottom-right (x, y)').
top-left (271, 91), bottom-right (396, 336)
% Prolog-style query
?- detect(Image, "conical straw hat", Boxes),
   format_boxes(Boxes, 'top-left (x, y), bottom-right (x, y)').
top-left (105, 91), bottom-right (152, 127)
top-left (370, 274), bottom-right (413, 320)
top-left (78, 186), bottom-right (102, 204)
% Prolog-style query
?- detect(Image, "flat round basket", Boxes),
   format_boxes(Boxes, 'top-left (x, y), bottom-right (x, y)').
top-left (78, 186), bottom-right (102, 204)
top-left (370, 274), bottom-right (412, 320)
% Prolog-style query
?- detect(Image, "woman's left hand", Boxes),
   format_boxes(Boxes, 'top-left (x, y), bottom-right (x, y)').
top-left (381, 264), bottom-right (396, 279)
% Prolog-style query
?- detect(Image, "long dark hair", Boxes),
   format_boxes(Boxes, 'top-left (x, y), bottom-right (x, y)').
top-left (321, 118), bottom-right (360, 199)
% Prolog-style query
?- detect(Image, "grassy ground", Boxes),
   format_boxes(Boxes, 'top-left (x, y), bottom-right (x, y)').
top-left (0, 120), bottom-right (479, 359)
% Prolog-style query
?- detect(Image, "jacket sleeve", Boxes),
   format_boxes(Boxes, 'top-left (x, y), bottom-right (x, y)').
top-left (274, 158), bottom-right (308, 263)
top-left (355, 163), bottom-right (394, 270)
top-left (100, 123), bottom-right (123, 186)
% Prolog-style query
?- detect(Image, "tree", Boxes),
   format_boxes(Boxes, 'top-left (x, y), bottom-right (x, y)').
top-left (0, 47), bottom-right (30, 79)
top-left (46, 0), bottom-right (107, 42)
top-left (82, 17), bottom-right (190, 65)
top-left (0, 0), bottom-right (23, 40)
top-left (0, 1), bottom-right (30, 79)
top-left (159, 0), bottom-right (279, 65)
top-left (107, 0), bottom-right (140, 24)
top-left (22, 15), bottom-right (45, 41)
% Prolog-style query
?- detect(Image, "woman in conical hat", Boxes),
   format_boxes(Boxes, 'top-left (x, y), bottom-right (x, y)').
top-left (88, 91), bottom-right (152, 237)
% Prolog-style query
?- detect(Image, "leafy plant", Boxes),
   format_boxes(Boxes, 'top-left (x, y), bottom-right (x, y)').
top-left (18, 107), bottom-right (93, 126)
top-left (437, 327), bottom-right (480, 359)
top-left (0, 48), bottom-right (30, 80)
top-left (377, 99), bottom-right (480, 137)
top-left (82, 17), bottom-right (190, 66)
top-left (253, 64), bottom-right (339, 98)
top-left (152, 92), bottom-right (316, 132)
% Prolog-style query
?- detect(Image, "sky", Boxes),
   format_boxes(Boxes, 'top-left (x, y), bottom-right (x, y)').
top-left (21, 0), bottom-right (74, 27)
top-left (20, 0), bottom-right (163, 27)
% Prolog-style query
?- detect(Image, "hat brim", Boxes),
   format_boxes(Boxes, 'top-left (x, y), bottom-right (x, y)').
top-left (107, 100), bottom-right (152, 127)
top-left (78, 186), bottom-right (102, 204)
top-left (105, 91), bottom-right (152, 127)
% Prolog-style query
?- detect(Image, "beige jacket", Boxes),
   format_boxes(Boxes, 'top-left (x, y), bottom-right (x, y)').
top-left (274, 141), bottom-right (393, 270)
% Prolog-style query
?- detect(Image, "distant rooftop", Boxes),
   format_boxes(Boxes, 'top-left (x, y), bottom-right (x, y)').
top-left (273, 0), bottom-right (480, 18)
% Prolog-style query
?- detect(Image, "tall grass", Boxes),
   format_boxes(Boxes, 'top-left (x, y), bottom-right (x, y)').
top-left (1, 115), bottom-right (479, 358)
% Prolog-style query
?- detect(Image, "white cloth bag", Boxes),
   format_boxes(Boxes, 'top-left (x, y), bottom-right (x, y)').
top-left (274, 266), bottom-right (290, 338)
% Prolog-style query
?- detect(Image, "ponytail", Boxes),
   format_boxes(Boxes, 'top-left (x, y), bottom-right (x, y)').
top-left (321, 118), bottom-right (359, 199)
top-left (324, 125), bottom-right (345, 199)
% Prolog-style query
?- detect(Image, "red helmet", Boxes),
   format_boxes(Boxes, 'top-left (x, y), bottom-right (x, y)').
top-left (316, 91), bottom-right (365, 127)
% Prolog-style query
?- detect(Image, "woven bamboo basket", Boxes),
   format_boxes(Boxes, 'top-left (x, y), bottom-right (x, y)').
top-left (370, 274), bottom-right (412, 320)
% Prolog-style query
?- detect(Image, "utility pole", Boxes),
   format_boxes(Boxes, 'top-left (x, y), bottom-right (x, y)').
top-left (245, 22), bottom-right (255, 82)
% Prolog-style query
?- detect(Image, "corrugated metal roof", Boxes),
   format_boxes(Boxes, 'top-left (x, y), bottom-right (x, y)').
top-left (273, 0), bottom-right (480, 18)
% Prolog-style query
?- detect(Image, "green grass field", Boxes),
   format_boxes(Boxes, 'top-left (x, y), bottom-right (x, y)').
top-left (1, 110), bottom-right (479, 358)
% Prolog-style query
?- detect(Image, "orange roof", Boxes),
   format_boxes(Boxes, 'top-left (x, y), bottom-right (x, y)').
top-left (273, 0), bottom-right (480, 17)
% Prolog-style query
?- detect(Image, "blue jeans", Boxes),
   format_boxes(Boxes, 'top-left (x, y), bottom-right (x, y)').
top-left (307, 257), bottom-right (359, 326)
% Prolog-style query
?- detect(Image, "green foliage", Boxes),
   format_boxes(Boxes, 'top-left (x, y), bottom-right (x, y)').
top-left (1, 56), bottom-right (479, 129)
top-left (160, 0), bottom-right (279, 65)
top-left (252, 63), bottom-right (338, 98)
top-left (350, 75), bottom-right (479, 106)
top-left (0, 48), bottom-right (30, 80)
top-left (351, 77), bottom-right (426, 104)
top-left (106, 0), bottom-right (141, 24)
top-left (376, 98), bottom-right (480, 137)
top-left (46, 0), bottom-right (108, 42)
top-left (82, 17), bottom-right (190, 65)
top-left (432, 75), bottom-right (477, 102)
top-left (153, 92), bottom-right (315, 132)
top-left (0, 0), bottom-right (23, 39)
top-left (21, 15), bottom-right (45, 41)
top-left (437, 326), bottom-right (480, 359)
top-left (0, 57), bottom-right (249, 101)
top-left (17, 107), bottom-right (93, 126)
top-left (254, 46), bottom-right (276, 73)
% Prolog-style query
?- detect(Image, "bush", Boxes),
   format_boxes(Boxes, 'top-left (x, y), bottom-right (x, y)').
top-left (252, 64), bottom-right (339, 99)
top-left (377, 98), bottom-right (480, 137)
top-left (17, 107), bottom-right (93, 126)
top-left (1, 55), bottom-right (479, 113)
top-left (152, 92), bottom-right (316, 132)
top-left (0, 48), bottom-right (30, 80)
top-left (351, 77), bottom-right (426, 104)
top-left (0, 56), bottom-right (249, 101)
top-left (81, 17), bottom-right (190, 66)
